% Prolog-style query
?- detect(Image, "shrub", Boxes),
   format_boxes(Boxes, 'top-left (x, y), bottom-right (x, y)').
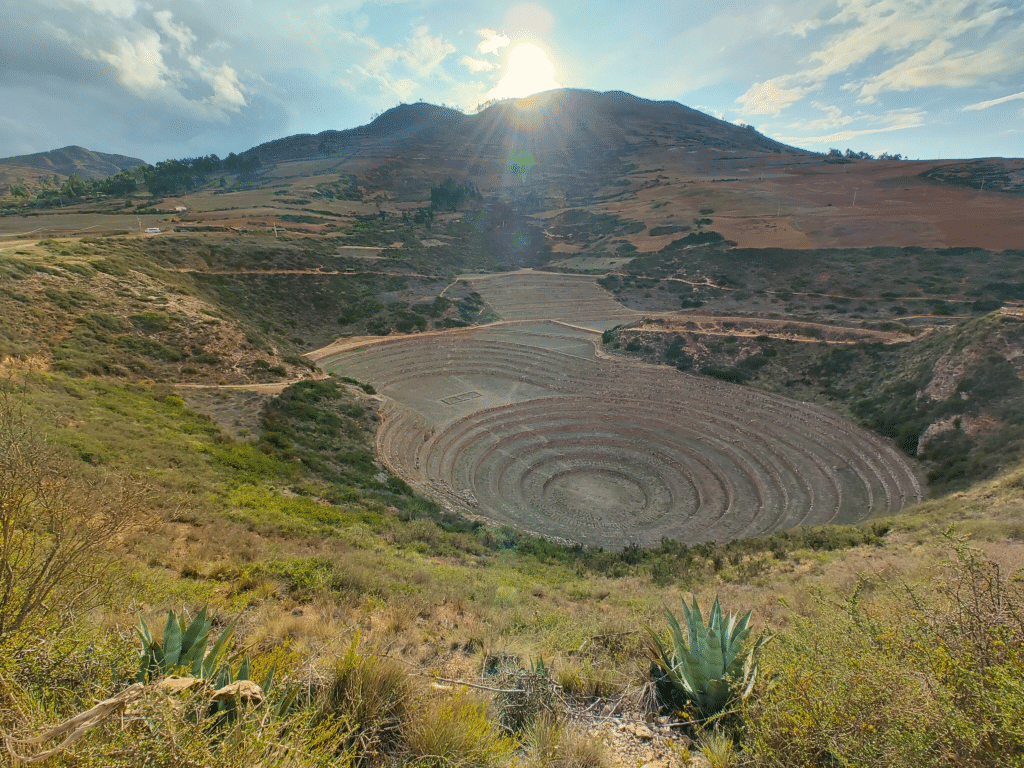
top-left (744, 536), bottom-right (1024, 767)
top-left (0, 393), bottom-right (149, 647)
top-left (524, 713), bottom-right (608, 768)
top-left (401, 693), bottom-right (517, 768)
top-left (315, 638), bottom-right (413, 762)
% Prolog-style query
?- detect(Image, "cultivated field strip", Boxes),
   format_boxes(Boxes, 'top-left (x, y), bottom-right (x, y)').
top-left (317, 272), bottom-right (922, 548)
top-left (466, 271), bottom-right (638, 322)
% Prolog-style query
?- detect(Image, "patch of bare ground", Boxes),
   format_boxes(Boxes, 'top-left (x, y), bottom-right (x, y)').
top-left (173, 387), bottom-right (277, 439)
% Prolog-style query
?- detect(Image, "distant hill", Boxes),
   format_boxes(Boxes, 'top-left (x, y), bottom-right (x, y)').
top-left (0, 145), bottom-right (146, 195)
top-left (238, 89), bottom-right (816, 201)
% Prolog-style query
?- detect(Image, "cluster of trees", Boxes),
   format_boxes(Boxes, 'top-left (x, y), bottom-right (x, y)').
top-left (4, 152), bottom-right (263, 206)
top-left (143, 153), bottom-right (261, 195)
top-left (429, 177), bottom-right (481, 212)
top-left (826, 148), bottom-right (903, 162)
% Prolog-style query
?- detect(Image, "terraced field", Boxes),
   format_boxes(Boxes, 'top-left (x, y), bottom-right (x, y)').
top-left (312, 271), bottom-right (923, 548)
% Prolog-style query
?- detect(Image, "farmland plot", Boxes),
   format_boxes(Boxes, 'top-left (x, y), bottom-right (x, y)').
top-left (313, 271), bottom-right (922, 548)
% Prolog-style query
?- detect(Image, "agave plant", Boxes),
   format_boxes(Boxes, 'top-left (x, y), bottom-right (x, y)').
top-left (137, 608), bottom-right (299, 725)
top-left (647, 596), bottom-right (766, 719)
top-left (136, 607), bottom-right (236, 683)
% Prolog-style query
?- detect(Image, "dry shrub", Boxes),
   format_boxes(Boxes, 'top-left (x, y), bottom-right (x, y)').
top-left (65, 690), bottom-right (350, 768)
top-left (698, 728), bottom-right (739, 768)
top-left (524, 713), bottom-right (608, 768)
top-left (486, 654), bottom-right (558, 734)
top-left (400, 692), bottom-right (517, 768)
top-left (0, 391), bottom-right (150, 647)
top-left (554, 658), bottom-right (627, 700)
top-left (314, 638), bottom-right (414, 762)
top-left (743, 534), bottom-right (1024, 767)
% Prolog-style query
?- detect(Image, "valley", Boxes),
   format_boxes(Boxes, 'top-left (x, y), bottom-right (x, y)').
top-left (2, 89), bottom-right (1024, 767)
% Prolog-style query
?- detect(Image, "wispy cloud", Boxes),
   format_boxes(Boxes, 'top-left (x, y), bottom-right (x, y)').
top-left (354, 25), bottom-right (456, 100)
top-left (461, 55), bottom-right (498, 73)
top-left (737, 0), bottom-right (1024, 115)
top-left (736, 80), bottom-right (807, 115)
top-left (774, 109), bottom-right (926, 145)
top-left (963, 90), bottom-right (1024, 111)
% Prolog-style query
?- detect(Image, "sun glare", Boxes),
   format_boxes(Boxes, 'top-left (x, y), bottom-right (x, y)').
top-left (486, 43), bottom-right (561, 102)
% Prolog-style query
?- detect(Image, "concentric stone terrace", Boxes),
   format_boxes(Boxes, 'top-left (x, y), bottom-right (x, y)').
top-left (313, 272), bottom-right (922, 548)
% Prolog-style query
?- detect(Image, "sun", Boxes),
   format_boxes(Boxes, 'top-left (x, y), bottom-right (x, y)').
top-left (486, 43), bottom-right (561, 102)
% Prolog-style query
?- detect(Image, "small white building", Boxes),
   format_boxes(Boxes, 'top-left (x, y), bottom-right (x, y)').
top-left (145, 227), bottom-right (161, 234)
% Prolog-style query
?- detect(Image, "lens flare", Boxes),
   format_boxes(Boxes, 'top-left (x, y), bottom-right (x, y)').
top-left (486, 43), bottom-right (561, 102)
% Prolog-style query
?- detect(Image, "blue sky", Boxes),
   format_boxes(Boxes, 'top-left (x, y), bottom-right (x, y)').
top-left (3, 0), bottom-right (1023, 163)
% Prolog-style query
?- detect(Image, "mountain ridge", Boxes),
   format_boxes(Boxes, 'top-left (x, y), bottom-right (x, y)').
top-left (238, 88), bottom-right (815, 167)
top-left (0, 145), bottom-right (146, 179)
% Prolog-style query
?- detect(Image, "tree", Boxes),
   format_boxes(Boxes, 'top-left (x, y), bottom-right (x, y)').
top-left (0, 392), bottom-right (149, 647)
top-left (60, 174), bottom-right (87, 199)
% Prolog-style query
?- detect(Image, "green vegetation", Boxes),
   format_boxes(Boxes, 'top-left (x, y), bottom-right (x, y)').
top-left (648, 596), bottom-right (765, 720)
top-left (744, 537), bottom-right (1024, 767)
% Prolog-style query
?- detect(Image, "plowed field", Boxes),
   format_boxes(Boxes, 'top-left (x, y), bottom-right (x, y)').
top-left (311, 272), bottom-right (922, 547)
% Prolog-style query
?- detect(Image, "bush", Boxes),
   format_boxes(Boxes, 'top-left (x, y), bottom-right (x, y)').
top-left (315, 638), bottom-right (413, 762)
top-left (0, 392), bottom-right (149, 647)
top-left (401, 693), bottom-right (517, 768)
top-left (744, 536), bottom-right (1024, 767)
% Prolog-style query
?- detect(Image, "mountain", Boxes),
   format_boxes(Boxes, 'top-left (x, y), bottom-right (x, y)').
top-left (0, 145), bottom-right (146, 195)
top-left (229, 89), bottom-right (1020, 252)
top-left (240, 89), bottom-right (814, 198)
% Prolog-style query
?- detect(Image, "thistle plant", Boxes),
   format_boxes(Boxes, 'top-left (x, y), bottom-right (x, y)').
top-left (647, 596), bottom-right (766, 719)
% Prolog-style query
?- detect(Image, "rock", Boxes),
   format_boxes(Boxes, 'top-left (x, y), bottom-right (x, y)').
top-left (631, 723), bottom-right (655, 740)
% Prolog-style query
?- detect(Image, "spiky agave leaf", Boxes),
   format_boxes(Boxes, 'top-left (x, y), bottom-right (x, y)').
top-left (162, 610), bottom-right (183, 670)
top-left (647, 595), bottom-right (767, 719)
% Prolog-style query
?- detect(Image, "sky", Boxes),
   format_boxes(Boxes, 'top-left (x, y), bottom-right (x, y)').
top-left (2, 0), bottom-right (1023, 164)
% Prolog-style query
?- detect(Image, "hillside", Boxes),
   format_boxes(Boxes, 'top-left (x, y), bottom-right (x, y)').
top-left (1, 89), bottom-right (1024, 767)
top-left (0, 145), bottom-right (146, 196)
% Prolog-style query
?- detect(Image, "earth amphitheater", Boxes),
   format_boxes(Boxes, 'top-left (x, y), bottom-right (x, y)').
top-left (312, 271), bottom-right (923, 549)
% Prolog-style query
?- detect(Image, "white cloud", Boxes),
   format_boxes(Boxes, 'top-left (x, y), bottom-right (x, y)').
top-left (855, 31), bottom-right (1024, 103)
top-left (964, 90), bottom-right (1024, 111)
top-left (791, 18), bottom-right (822, 37)
top-left (461, 55), bottom-right (497, 73)
top-left (91, 29), bottom-right (173, 95)
top-left (787, 102), bottom-right (855, 132)
top-left (153, 10), bottom-right (196, 55)
top-left (736, 79), bottom-right (807, 115)
top-left (187, 57), bottom-right (247, 112)
top-left (353, 25), bottom-right (455, 100)
top-left (400, 25), bottom-right (456, 77)
top-left (695, 105), bottom-right (725, 120)
top-left (87, 20), bottom-right (247, 120)
top-left (476, 28), bottom-right (510, 55)
top-left (739, 0), bottom-right (1024, 115)
top-left (64, 0), bottom-right (138, 19)
top-left (775, 109), bottom-right (926, 144)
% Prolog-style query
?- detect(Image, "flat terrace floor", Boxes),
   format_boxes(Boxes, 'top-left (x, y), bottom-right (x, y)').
top-left (311, 270), bottom-right (923, 548)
